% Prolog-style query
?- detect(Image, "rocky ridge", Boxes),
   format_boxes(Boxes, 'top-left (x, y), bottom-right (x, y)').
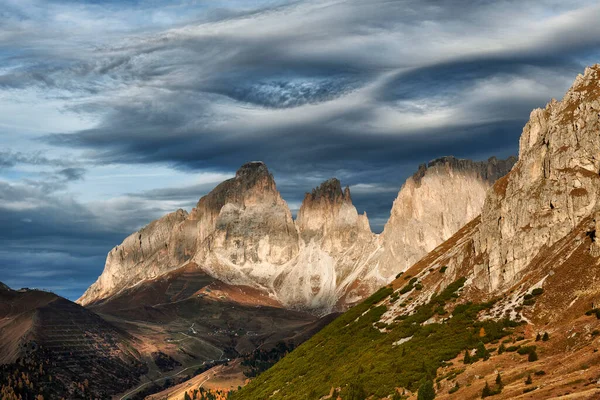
top-left (78, 160), bottom-right (514, 313)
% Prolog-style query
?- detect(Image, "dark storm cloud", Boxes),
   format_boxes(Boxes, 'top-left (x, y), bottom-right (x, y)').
top-left (58, 167), bottom-right (86, 181)
top-left (0, 150), bottom-right (76, 169)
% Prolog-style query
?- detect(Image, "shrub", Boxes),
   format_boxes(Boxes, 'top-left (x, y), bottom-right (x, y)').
top-left (524, 294), bottom-right (533, 301)
top-left (523, 386), bottom-right (538, 394)
top-left (585, 309), bottom-right (600, 319)
top-left (440, 266), bottom-right (448, 273)
top-left (531, 288), bottom-right (544, 296)
top-left (525, 374), bottom-right (532, 385)
top-left (417, 379), bottom-right (435, 400)
top-left (476, 342), bottom-right (489, 361)
top-left (449, 383), bottom-right (459, 394)
top-left (481, 381), bottom-right (492, 398)
top-left (498, 343), bottom-right (506, 354)
top-left (396, 272), bottom-right (404, 279)
top-left (463, 350), bottom-right (472, 364)
top-left (517, 346), bottom-right (536, 355)
top-left (505, 346), bottom-right (520, 352)
top-left (528, 351), bottom-right (539, 362)
top-left (534, 370), bottom-right (546, 376)
top-left (523, 299), bottom-right (536, 306)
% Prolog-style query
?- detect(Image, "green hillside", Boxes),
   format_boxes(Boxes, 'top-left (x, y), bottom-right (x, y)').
top-left (232, 278), bottom-right (518, 399)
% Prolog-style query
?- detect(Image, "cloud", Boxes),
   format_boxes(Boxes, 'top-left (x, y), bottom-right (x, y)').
top-left (58, 167), bottom-right (86, 181)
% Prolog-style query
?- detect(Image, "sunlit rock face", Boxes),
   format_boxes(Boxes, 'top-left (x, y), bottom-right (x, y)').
top-left (338, 156), bottom-right (516, 308)
top-left (276, 178), bottom-right (378, 311)
top-left (378, 156), bottom-right (517, 277)
top-left (474, 64), bottom-right (600, 291)
top-left (77, 209), bottom-right (189, 306)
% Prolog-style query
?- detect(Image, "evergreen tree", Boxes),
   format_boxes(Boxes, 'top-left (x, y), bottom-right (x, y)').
top-left (495, 373), bottom-right (502, 387)
top-left (476, 342), bottom-right (489, 361)
top-left (535, 333), bottom-right (541, 341)
top-left (525, 374), bottom-right (532, 385)
top-left (542, 332), bottom-right (549, 341)
top-left (498, 343), bottom-right (506, 354)
top-left (481, 381), bottom-right (492, 398)
top-left (184, 392), bottom-right (192, 400)
top-left (528, 350), bottom-right (538, 362)
top-left (417, 379), bottom-right (435, 400)
top-left (463, 349), bottom-right (472, 364)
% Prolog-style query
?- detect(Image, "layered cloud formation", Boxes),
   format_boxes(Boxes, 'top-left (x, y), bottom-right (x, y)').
top-left (1, 0), bottom-right (600, 298)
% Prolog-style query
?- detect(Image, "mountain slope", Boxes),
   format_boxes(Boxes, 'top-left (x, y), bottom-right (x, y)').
top-left (232, 65), bottom-right (600, 400)
top-left (79, 157), bottom-right (514, 314)
top-left (0, 283), bottom-right (146, 399)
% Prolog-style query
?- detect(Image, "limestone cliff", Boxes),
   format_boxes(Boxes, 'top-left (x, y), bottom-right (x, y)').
top-left (336, 156), bottom-right (515, 308)
top-left (379, 64), bottom-right (600, 313)
top-left (78, 209), bottom-right (189, 305)
top-left (473, 64), bottom-right (600, 291)
top-left (274, 179), bottom-right (378, 311)
top-left (378, 156), bottom-right (516, 277)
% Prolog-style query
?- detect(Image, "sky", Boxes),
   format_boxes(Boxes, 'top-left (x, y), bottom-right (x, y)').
top-left (1, 0), bottom-right (600, 300)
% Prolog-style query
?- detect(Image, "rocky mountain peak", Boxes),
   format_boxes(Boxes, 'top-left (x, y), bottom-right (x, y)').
top-left (191, 161), bottom-right (278, 218)
top-left (296, 178), bottom-right (370, 242)
top-left (303, 178), bottom-right (352, 205)
top-left (234, 161), bottom-right (273, 184)
top-left (412, 156), bottom-right (517, 187)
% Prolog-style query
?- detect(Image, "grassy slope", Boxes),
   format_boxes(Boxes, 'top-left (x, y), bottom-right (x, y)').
top-left (233, 279), bottom-right (517, 400)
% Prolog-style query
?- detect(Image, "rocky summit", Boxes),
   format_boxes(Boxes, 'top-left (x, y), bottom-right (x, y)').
top-left (79, 156), bottom-right (514, 313)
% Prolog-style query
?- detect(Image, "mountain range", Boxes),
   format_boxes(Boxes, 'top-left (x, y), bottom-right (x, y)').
top-left (78, 155), bottom-right (515, 314)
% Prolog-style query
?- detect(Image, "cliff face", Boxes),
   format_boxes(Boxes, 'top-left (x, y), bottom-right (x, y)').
top-left (335, 156), bottom-right (515, 308)
top-left (275, 178), bottom-right (378, 311)
top-left (378, 156), bottom-right (516, 277)
top-left (474, 64), bottom-right (600, 291)
top-left (78, 209), bottom-right (189, 305)
top-left (79, 157), bottom-right (514, 313)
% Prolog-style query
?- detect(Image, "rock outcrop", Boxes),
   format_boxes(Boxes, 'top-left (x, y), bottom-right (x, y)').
top-left (336, 156), bottom-right (515, 307)
top-left (79, 157), bottom-right (515, 313)
top-left (473, 64), bottom-right (600, 291)
top-left (275, 178), bottom-right (378, 310)
top-left (78, 209), bottom-right (189, 305)
top-left (378, 156), bottom-right (516, 277)
top-left (376, 64), bottom-right (600, 308)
